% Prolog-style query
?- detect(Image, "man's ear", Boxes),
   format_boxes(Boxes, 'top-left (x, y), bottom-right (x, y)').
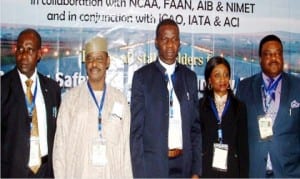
top-left (106, 55), bottom-right (110, 69)
top-left (37, 49), bottom-right (42, 62)
top-left (259, 57), bottom-right (262, 65)
top-left (155, 38), bottom-right (158, 50)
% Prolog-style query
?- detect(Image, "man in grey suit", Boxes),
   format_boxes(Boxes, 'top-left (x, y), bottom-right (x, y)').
top-left (236, 34), bottom-right (300, 178)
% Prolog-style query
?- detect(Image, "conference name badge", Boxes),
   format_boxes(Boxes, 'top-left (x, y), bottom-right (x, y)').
top-left (91, 138), bottom-right (107, 166)
top-left (212, 143), bottom-right (228, 171)
top-left (28, 136), bottom-right (41, 167)
top-left (258, 115), bottom-right (273, 140)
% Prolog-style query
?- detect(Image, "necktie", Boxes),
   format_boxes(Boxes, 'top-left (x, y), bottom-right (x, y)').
top-left (267, 78), bottom-right (275, 100)
top-left (26, 79), bottom-right (41, 173)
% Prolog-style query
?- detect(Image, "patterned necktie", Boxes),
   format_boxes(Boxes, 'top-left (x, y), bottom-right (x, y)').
top-left (26, 79), bottom-right (41, 173)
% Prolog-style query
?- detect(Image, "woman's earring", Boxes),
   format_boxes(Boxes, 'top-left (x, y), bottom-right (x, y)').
top-left (208, 83), bottom-right (212, 90)
top-left (227, 83), bottom-right (231, 89)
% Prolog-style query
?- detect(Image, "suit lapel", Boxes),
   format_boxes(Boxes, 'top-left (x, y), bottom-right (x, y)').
top-left (173, 65), bottom-right (185, 102)
top-left (252, 74), bottom-right (265, 116)
top-left (38, 73), bottom-right (48, 107)
top-left (273, 73), bottom-right (289, 128)
top-left (11, 68), bottom-right (30, 123)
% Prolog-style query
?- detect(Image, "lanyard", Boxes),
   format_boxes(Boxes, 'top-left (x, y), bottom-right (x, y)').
top-left (87, 82), bottom-right (106, 132)
top-left (210, 97), bottom-right (230, 144)
top-left (263, 75), bottom-right (282, 100)
top-left (262, 75), bottom-right (282, 112)
top-left (165, 73), bottom-right (176, 118)
top-left (25, 80), bottom-right (38, 117)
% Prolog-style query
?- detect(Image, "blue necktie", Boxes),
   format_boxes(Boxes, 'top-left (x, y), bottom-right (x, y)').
top-left (267, 78), bottom-right (275, 100)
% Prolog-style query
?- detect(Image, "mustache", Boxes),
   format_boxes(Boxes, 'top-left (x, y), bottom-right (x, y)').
top-left (89, 67), bottom-right (101, 71)
top-left (269, 61), bottom-right (280, 65)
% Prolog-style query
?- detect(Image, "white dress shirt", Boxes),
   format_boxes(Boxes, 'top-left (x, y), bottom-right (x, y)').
top-left (18, 69), bottom-right (48, 156)
top-left (159, 59), bottom-right (183, 149)
top-left (262, 73), bottom-right (282, 171)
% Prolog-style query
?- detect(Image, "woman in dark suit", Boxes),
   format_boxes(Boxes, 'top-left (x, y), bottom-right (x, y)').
top-left (199, 56), bottom-right (248, 178)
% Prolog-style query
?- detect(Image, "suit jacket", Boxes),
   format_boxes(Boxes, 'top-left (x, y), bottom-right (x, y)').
top-left (236, 72), bottom-right (300, 178)
top-left (1, 67), bottom-right (61, 178)
top-left (199, 95), bottom-right (248, 178)
top-left (130, 60), bottom-right (202, 178)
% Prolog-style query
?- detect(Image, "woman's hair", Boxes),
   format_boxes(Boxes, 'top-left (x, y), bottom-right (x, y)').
top-left (204, 56), bottom-right (232, 95)
top-left (200, 56), bottom-right (235, 107)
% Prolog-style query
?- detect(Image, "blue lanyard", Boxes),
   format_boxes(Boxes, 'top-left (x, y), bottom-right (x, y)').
top-left (210, 97), bottom-right (230, 144)
top-left (263, 75), bottom-right (282, 100)
top-left (87, 82), bottom-right (106, 132)
top-left (165, 73), bottom-right (176, 118)
top-left (169, 88), bottom-right (174, 118)
top-left (25, 80), bottom-right (37, 117)
top-left (262, 75), bottom-right (282, 112)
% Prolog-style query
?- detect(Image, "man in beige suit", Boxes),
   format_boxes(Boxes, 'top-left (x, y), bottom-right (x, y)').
top-left (53, 37), bottom-right (132, 178)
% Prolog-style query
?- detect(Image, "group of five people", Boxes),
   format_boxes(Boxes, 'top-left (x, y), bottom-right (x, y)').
top-left (1, 19), bottom-right (300, 178)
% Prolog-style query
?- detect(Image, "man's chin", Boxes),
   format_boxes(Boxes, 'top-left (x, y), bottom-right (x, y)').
top-left (162, 58), bottom-right (176, 64)
top-left (19, 69), bottom-right (32, 76)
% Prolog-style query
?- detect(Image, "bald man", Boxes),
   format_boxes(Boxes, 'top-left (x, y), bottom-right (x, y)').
top-left (53, 37), bottom-right (132, 178)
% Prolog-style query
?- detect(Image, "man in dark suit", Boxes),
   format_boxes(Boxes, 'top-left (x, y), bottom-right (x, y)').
top-left (1, 28), bottom-right (61, 177)
top-left (236, 34), bottom-right (300, 178)
top-left (130, 19), bottom-right (202, 178)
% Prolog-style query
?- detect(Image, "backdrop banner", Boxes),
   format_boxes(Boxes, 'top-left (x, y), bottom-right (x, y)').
top-left (1, 0), bottom-right (300, 100)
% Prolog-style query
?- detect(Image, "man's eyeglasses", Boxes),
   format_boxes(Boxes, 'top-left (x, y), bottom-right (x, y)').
top-left (16, 47), bottom-right (37, 55)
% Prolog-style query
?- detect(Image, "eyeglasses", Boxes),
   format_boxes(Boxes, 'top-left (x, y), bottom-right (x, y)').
top-left (16, 47), bottom-right (36, 55)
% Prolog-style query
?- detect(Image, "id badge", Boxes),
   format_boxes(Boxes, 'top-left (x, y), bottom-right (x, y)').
top-left (212, 143), bottom-right (228, 171)
top-left (258, 115), bottom-right (273, 140)
top-left (91, 137), bottom-right (107, 166)
top-left (28, 136), bottom-right (41, 167)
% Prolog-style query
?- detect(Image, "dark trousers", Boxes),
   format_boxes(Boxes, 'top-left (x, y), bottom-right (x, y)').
top-left (168, 155), bottom-right (184, 178)
top-left (28, 156), bottom-right (53, 178)
top-left (265, 170), bottom-right (274, 178)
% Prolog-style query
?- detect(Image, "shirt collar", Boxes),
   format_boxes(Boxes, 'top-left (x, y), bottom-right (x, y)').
top-left (158, 58), bottom-right (176, 75)
top-left (214, 92), bottom-right (228, 103)
top-left (18, 68), bottom-right (38, 84)
top-left (262, 72), bottom-right (282, 85)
